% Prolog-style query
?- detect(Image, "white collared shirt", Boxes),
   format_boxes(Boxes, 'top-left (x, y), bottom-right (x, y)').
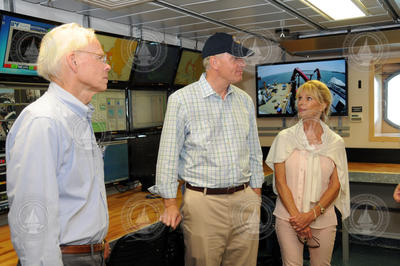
top-left (6, 82), bottom-right (109, 265)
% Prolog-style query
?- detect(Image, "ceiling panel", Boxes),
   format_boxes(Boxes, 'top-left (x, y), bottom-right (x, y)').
top-left (17, 0), bottom-right (400, 43)
top-left (82, 4), bottom-right (166, 19)
top-left (178, 27), bottom-right (227, 40)
top-left (40, 0), bottom-right (96, 13)
top-left (206, 5), bottom-right (286, 21)
top-left (154, 21), bottom-right (218, 34)
top-left (279, 0), bottom-right (310, 9)
top-left (20, 0), bottom-right (42, 3)
top-left (173, 0), bottom-right (270, 14)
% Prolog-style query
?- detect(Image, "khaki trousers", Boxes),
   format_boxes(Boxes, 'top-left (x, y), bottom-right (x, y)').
top-left (275, 218), bottom-right (337, 266)
top-left (181, 186), bottom-right (261, 266)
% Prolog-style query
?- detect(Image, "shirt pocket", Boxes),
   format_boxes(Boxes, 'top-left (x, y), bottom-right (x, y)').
top-left (189, 119), bottom-right (214, 147)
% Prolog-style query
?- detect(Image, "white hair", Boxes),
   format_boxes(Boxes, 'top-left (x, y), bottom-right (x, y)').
top-left (37, 23), bottom-right (96, 81)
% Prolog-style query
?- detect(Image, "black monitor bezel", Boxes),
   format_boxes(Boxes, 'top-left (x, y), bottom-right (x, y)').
top-left (131, 40), bottom-right (180, 88)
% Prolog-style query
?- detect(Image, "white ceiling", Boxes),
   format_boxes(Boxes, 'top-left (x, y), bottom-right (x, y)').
top-left (20, 0), bottom-right (400, 42)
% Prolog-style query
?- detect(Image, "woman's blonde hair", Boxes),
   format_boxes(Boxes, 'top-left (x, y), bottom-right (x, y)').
top-left (296, 80), bottom-right (332, 122)
top-left (37, 23), bottom-right (96, 81)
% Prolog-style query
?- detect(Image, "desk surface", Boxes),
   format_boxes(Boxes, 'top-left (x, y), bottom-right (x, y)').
top-left (263, 162), bottom-right (400, 175)
top-left (263, 162), bottom-right (400, 185)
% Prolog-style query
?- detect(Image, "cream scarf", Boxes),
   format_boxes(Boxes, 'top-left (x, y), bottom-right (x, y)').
top-left (266, 119), bottom-right (350, 220)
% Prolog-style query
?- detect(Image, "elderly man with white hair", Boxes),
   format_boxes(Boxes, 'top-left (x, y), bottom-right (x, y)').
top-left (6, 23), bottom-right (111, 266)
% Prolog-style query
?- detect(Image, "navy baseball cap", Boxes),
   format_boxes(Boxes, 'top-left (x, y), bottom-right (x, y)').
top-left (202, 32), bottom-right (254, 59)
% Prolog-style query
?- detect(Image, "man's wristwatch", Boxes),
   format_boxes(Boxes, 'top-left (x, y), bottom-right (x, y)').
top-left (318, 203), bottom-right (325, 214)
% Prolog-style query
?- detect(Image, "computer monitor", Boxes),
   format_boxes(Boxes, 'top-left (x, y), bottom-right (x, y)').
top-left (256, 57), bottom-right (348, 117)
top-left (0, 87), bottom-right (46, 139)
top-left (90, 88), bottom-right (127, 139)
top-left (0, 11), bottom-right (58, 83)
top-left (128, 132), bottom-right (161, 191)
top-left (95, 32), bottom-right (138, 88)
top-left (131, 41), bottom-right (180, 87)
top-left (174, 48), bottom-right (204, 87)
top-left (130, 90), bottom-right (167, 131)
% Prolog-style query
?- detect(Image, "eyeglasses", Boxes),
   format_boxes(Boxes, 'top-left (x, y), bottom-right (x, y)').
top-left (75, 50), bottom-right (107, 64)
top-left (297, 235), bottom-right (320, 248)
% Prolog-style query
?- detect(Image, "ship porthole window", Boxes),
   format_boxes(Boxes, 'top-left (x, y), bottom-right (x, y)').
top-left (383, 72), bottom-right (400, 129)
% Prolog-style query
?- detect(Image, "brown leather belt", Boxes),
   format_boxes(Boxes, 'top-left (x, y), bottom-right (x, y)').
top-left (60, 240), bottom-right (106, 254)
top-left (186, 182), bottom-right (249, 195)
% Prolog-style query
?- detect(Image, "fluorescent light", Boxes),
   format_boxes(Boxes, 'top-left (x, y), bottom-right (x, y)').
top-left (304, 0), bottom-right (367, 20)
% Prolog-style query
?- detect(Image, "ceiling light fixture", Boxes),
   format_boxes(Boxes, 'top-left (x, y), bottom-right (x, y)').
top-left (302, 0), bottom-right (367, 20)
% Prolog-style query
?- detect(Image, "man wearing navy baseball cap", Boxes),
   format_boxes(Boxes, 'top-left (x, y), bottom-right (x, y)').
top-left (202, 32), bottom-right (255, 58)
top-left (150, 32), bottom-right (263, 266)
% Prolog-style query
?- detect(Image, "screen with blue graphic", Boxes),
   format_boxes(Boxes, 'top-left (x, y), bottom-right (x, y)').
top-left (91, 89), bottom-right (127, 134)
top-left (0, 12), bottom-right (57, 78)
top-left (256, 58), bottom-right (348, 117)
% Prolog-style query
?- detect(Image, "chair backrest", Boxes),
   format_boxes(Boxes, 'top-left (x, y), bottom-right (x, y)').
top-left (107, 222), bottom-right (170, 266)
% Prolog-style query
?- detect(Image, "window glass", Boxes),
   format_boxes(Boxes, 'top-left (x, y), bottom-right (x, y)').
top-left (385, 74), bottom-right (400, 128)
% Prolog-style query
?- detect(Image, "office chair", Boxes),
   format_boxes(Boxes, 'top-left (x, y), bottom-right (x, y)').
top-left (107, 222), bottom-right (184, 266)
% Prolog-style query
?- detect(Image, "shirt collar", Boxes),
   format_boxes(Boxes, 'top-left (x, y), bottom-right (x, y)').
top-left (48, 82), bottom-right (94, 119)
top-left (199, 73), bottom-right (234, 99)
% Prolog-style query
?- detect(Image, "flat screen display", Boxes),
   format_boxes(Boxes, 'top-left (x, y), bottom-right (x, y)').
top-left (130, 90), bottom-right (167, 130)
top-left (96, 33), bottom-right (138, 85)
top-left (128, 132), bottom-right (161, 190)
top-left (90, 89), bottom-right (127, 133)
top-left (174, 49), bottom-right (204, 86)
top-left (256, 58), bottom-right (348, 117)
top-left (0, 11), bottom-right (57, 81)
top-left (0, 87), bottom-right (46, 140)
top-left (132, 41), bottom-right (180, 86)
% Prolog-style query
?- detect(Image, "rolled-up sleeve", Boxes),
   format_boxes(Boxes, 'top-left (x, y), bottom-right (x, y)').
top-left (149, 93), bottom-right (185, 198)
top-left (6, 114), bottom-right (63, 266)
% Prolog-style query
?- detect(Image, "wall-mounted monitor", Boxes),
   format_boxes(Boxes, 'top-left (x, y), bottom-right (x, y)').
top-left (90, 88), bottom-right (127, 138)
top-left (256, 58), bottom-right (348, 117)
top-left (131, 41), bottom-right (180, 87)
top-left (174, 48), bottom-right (204, 87)
top-left (0, 11), bottom-right (58, 83)
top-left (128, 132), bottom-right (161, 190)
top-left (130, 90), bottom-right (167, 130)
top-left (0, 86), bottom-right (46, 140)
top-left (95, 33), bottom-right (138, 88)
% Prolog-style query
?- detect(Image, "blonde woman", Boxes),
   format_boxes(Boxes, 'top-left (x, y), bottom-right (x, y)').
top-left (266, 80), bottom-right (350, 266)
